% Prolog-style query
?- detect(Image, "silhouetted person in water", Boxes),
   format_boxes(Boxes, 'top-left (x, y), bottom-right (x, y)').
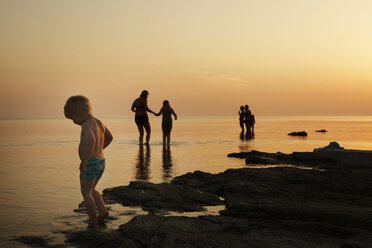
top-left (245, 128), bottom-right (255, 139)
top-left (131, 90), bottom-right (156, 145)
top-left (244, 105), bottom-right (251, 131)
top-left (244, 105), bottom-right (255, 134)
top-left (155, 100), bottom-right (177, 146)
top-left (238, 106), bottom-right (245, 131)
top-left (240, 131), bottom-right (245, 141)
top-left (249, 114), bottom-right (255, 134)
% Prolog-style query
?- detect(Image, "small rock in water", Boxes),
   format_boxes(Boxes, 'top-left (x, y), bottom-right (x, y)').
top-left (288, 131), bottom-right (307, 136)
top-left (315, 129), bottom-right (328, 133)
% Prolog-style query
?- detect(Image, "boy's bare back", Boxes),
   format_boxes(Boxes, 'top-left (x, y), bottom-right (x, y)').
top-left (79, 118), bottom-right (106, 161)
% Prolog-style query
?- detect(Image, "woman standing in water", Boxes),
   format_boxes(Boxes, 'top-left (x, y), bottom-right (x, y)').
top-left (131, 90), bottom-right (156, 145)
top-left (155, 100), bottom-right (177, 146)
top-left (244, 105), bottom-right (252, 133)
top-left (238, 106), bottom-right (245, 131)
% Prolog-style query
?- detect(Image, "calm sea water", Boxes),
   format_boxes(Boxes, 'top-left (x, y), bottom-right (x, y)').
top-left (1, 116), bottom-right (372, 246)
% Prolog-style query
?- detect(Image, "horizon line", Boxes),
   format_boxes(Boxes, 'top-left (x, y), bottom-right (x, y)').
top-left (1, 114), bottom-right (372, 121)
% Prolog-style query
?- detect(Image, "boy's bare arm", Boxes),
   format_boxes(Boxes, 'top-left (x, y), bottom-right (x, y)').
top-left (103, 127), bottom-right (113, 149)
top-left (79, 124), bottom-right (96, 172)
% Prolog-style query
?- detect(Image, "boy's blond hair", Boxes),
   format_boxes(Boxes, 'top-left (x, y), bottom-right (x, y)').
top-left (64, 95), bottom-right (92, 118)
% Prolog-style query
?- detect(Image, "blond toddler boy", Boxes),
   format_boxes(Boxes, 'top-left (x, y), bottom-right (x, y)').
top-left (64, 95), bottom-right (113, 225)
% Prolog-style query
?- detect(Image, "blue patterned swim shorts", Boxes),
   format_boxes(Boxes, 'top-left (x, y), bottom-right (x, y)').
top-left (80, 158), bottom-right (105, 181)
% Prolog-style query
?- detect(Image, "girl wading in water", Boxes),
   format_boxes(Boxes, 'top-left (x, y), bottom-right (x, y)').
top-left (155, 100), bottom-right (177, 146)
top-left (131, 90), bottom-right (156, 145)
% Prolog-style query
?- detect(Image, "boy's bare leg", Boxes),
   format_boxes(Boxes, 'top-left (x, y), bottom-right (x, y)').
top-left (144, 121), bottom-right (151, 144)
top-left (92, 178), bottom-right (109, 223)
top-left (80, 179), bottom-right (97, 224)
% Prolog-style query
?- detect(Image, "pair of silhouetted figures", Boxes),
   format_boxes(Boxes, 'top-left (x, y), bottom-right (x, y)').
top-left (131, 90), bottom-right (177, 146)
top-left (238, 105), bottom-right (255, 135)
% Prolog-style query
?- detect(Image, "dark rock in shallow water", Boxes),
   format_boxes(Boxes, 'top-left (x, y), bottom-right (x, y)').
top-left (103, 180), bottom-right (223, 212)
top-left (119, 215), bottom-right (263, 248)
top-left (65, 229), bottom-right (138, 248)
top-left (12, 235), bottom-right (53, 247)
top-left (288, 131), bottom-right (307, 136)
top-left (228, 150), bottom-right (338, 168)
top-left (316, 129), bottom-right (328, 133)
top-left (220, 167), bottom-right (372, 230)
top-left (118, 212), bottom-right (372, 248)
top-left (66, 164), bottom-right (372, 247)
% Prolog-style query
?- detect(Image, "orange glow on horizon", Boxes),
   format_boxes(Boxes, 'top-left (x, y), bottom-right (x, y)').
top-left (0, 0), bottom-right (371, 118)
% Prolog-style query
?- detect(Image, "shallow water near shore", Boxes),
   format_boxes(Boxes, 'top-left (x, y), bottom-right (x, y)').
top-left (1, 116), bottom-right (372, 246)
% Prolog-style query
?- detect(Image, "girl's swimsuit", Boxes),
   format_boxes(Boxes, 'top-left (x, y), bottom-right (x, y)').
top-left (162, 119), bottom-right (173, 127)
top-left (80, 158), bottom-right (105, 181)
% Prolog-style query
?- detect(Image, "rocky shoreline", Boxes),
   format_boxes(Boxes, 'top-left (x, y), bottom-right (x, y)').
top-left (14, 151), bottom-right (372, 247)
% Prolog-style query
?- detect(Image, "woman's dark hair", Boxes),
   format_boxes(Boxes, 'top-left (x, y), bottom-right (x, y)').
top-left (140, 90), bottom-right (149, 98)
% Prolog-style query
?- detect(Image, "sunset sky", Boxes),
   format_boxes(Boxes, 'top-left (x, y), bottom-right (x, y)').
top-left (0, 0), bottom-right (371, 118)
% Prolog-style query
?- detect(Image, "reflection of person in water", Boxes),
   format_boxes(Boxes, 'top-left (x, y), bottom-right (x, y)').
top-left (162, 145), bottom-right (174, 181)
top-left (135, 144), bottom-right (151, 181)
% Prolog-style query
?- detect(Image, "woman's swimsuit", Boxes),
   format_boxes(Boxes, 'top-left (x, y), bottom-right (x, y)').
top-left (135, 114), bottom-right (149, 125)
top-left (134, 100), bottom-right (149, 125)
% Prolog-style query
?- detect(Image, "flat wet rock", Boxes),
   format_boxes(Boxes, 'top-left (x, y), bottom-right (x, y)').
top-left (103, 180), bottom-right (223, 213)
top-left (64, 229), bottom-right (138, 248)
top-left (11, 235), bottom-right (55, 247)
top-left (102, 165), bottom-right (372, 247)
top-left (118, 214), bottom-right (370, 248)
top-left (227, 150), bottom-right (339, 168)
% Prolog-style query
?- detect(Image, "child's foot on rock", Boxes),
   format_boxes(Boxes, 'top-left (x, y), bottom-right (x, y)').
top-left (85, 219), bottom-right (98, 229)
top-left (86, 218), bottom-right (98, 225)
top-left (98, 211), bottom-right (109, 224)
